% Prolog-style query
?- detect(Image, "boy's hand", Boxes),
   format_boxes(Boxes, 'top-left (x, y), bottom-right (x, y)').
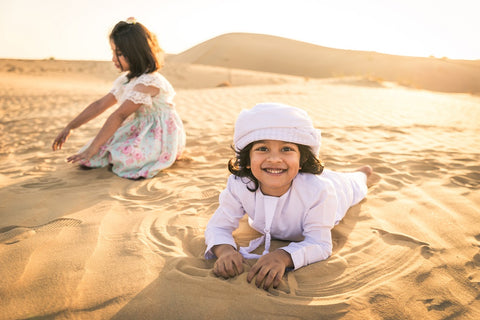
top-left (247, 249), bottom-right (293, 290)
top-left (212, 244), bottom-right (245, 279)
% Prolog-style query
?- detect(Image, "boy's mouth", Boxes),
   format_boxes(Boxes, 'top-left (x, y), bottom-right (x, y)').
top-left (263, 168), bottom-right (286, 174)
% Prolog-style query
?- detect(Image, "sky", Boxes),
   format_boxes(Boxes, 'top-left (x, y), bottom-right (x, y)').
top-left (1, 0), bottom-right (479, 61)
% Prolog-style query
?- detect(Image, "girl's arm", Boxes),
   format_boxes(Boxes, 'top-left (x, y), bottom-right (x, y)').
top-left (52, 93), bottom-right (117, 151)
top-left (66, 84), bottom-right (159, 164)
top-left (66, 99), bottom-right (139, 163)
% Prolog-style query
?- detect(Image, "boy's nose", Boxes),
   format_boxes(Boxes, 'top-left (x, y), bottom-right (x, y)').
top-left (267, 152), bottom-right (282, 162)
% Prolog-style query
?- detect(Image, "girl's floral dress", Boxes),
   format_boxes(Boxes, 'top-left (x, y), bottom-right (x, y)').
top-left (79, 72), bottom-right (186, 179)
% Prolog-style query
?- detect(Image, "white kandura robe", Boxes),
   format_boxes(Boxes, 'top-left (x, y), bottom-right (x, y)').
top-left (204, 170), bottom-right (368, 270)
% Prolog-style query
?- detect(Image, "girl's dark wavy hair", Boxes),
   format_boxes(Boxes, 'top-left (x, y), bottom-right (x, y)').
top-left (109, 20), bottom-right (164, 81)
top-left (228, 142), bottom-right (324, 192)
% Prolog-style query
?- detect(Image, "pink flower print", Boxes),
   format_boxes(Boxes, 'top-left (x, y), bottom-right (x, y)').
top-left (134, 152), bottom-right (144, 161)
top-left (166, 117), bottom-right (176, 134)
top-left (126, 158), bottom-right (135, 166)
top-left (130, 125), bottom-right (140, 138)
top-left (153, 127), bottom-right (163, 139)
top-left (121, 145), bottom-right (133, 155)
top-left (160, 152), bottom-right (171, 162)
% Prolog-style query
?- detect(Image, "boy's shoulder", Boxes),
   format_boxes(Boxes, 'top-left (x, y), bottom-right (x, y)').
top-left (219, 175), bottom-right (256, 204)
top-left (294, 172), bottom-right (335, 194)
top-left (227, 174), bottom-right (255, 192)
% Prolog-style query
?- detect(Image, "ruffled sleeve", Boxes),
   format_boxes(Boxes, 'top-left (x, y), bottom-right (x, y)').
top-left (138, 73), bottom-right (175, 100)
top-left (109, 74), bottom-right (128, 100)
top-left (135, 73), bottom-right (164, 89)
top-left (124, 90), bottom-right (153, 106)
top-left (123, 73), bottom-right (174, 106)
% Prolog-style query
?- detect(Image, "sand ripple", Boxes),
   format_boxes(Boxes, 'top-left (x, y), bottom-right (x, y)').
top-left (1, 72), bottom-right (480, 319)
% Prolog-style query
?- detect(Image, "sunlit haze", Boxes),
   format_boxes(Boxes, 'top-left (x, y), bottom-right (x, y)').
top-left (1, 0), bottom-right (479, 61)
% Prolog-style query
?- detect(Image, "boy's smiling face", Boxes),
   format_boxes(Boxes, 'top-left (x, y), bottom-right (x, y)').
top-left (249, 140), bottom-right (301, 197)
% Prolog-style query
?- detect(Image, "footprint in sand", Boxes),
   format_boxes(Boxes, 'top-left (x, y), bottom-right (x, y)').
top-left (420, 299), bottom-right (456, 312)
top-left (371, 227), bottom-right (430, 246)
top-left (0, 218), bottom-right (82, 245)
top-left (371, 227), bottom-right (440, 259)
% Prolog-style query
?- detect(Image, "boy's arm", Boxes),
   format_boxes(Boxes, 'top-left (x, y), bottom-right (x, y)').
top-left (281, 187), bottom-right (337, 270)
top-left (204, 176), bottom-right (247, 258)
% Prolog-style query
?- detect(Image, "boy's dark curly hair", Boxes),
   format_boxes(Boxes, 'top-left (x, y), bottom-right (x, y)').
top-left (228, 142), bottom-right (324, 192)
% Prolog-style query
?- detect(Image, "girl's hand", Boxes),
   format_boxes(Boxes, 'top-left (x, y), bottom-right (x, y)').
top-left (52, 127), bottom-right (72, 151)
top-left (247, 249), bottom-right (293, 290)
top-left (66, 147), bottom-right (97, 164)
top-left (212, 244), bottom-right (245, 279)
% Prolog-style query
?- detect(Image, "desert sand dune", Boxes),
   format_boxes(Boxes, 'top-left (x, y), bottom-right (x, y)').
top-left (171, 32), bottom-right (480, 94)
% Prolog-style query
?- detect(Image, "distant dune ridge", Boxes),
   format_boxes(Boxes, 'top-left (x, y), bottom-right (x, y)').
top-left (170, 32), bottom-right (480, 93)
top-left (1, 32), bottom-right (480, 319)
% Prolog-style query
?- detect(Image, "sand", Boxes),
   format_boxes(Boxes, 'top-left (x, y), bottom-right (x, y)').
top-left (1, 34), bottom-right (480, 319)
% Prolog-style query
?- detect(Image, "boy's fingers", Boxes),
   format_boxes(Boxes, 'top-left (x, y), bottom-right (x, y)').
top-left (213, 261), bottom-right (227, 278)
top-left (272, 273), bottom-right (282, 288)
top-left (264, 270), bottom-right (279, 290)
top-left (226, 261), bottom-right (237, 277)
top-left (214, 259), bottom-right (240, 279)
top-left (233, 259), bottom-right (244, 274)
top-left (255, 267), bottom-right (269, 288)
top-left (247, 264), bottom-right (260, 283)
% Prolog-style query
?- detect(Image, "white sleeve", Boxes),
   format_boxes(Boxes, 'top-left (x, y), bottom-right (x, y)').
top-left (136, 72), bottom-right (175, 97)
top-left (280, 182), bottom-right (337, 270)
top-left (204, 177), bottom-right (247, 259)
top-left (124, 90), bottom-right (153, 106)
top-left (122, 73), bottom-right (160, 106)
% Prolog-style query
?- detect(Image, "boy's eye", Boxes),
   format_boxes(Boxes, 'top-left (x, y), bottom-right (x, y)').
top-left (254, 146), bottom-right (268, 151)
top-left (282, 146), bottom-right (297, 152)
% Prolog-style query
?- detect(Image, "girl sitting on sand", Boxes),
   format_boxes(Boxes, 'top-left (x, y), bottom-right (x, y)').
top-left (52, 18), bottom-right (185, 179)
top-left (205, 102), bottom-right (374, 290)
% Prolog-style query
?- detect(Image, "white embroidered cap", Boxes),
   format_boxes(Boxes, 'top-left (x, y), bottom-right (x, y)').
top-left (233, 102), bottom-right (321, 155)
